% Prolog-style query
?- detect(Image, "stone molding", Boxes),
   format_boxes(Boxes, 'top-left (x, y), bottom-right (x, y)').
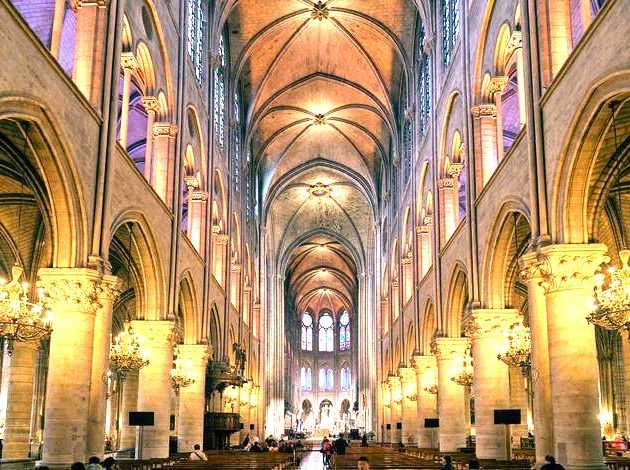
top-left (505, 31), bottom-right (523, 60)
top-left (153, 123), bottom-right (178, 138)
top-left (141, 96), bottom-right (160, 113)
top-left (488, 76), bottom-right (509, 96)
top-left (411, 354), bottom-right (437, 373)
top-left (75, 0), bottom-right (108, 7)
top-left (37, 268), bottom-right (102, 314)
top-left (120, 52), bottom-right (138, 71)
top-left (398, 367), bottom-right (415, 385)
top-left (430, 337), bottom-right (470, 360)
top-left (130, 320), bottom-right (176, 350)
top-left (520, 251), bottom-right (545, 282)
top-left (448, 162), bottom-right (464, 178)
top-left (437, 178), bottom-right (454, 190)
top-left (537, 244), bottom-right (609, 293)
top-left (463, 309), bottom-right (520, 339)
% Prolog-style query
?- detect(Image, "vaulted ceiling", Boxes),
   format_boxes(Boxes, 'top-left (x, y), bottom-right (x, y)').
top-left (224, 0), bottom-right (418, 316)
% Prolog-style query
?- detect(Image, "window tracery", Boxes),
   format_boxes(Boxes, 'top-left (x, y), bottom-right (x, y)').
top-left (187, 0), bottom-right (205, 83)
top-left (318, 312), bottom-right (334, 352)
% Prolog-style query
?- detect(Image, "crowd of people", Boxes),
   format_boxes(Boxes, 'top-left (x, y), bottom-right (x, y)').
top-left (68, 456), bottom-right (118, 470)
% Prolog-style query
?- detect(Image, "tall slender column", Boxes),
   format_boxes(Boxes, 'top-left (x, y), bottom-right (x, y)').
top-left (72, 1), bottom-right (107, 106)
top-left (119, 53), bottom-right (138, 149)
top-left (131, 320), bottom-right (175, 459)
top-left (412, 354), bottom-right (438, 448)
top-left (2, 342), bottom-right (38, 459)
top-left (509, 366), bottom-right (529, 444)
top-left (382, 383), bottom-right (391, 443)
top-left (38, 268), bottom-right (101, 466)
top-left (538, 244), bottom-right (608, 469)
top-left (507, 32), bottom-right (527, 128)
top-left (489, 77), bottom-right (508, 162)
top-left (213, 234), bottom-right (229, 287)
top-left (118, 372), bottom-right (139, 450)
top-left (521, 252), bottom-right (555, 466)
top-left (432, 337), bottom-right (469, 452)
top-left (152, 124), bottom-right (178, 203)
top-left (176, 345), bottom-right (210, 452)
top-left (471, 104), bottom-right (498, 186)
top-left (417, 224), bottom-right (431, 278)
top-left (50, 0), bottom-right (67, 58)
top-left (464, 309), bottom-right (519, 459)
top-left (437, 179), bottom-right (456, 243)
top-left (141, 97), bottom-right (159, 182)
top-left (86, 275), bottom-right (121, 457)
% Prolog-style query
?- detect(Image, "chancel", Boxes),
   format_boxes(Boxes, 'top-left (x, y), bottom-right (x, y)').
top-left (0, 0), bottom-right (627, 469)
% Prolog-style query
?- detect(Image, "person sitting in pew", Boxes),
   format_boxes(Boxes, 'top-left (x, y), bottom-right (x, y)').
top-left (357, 456), bottom-right (370, 469)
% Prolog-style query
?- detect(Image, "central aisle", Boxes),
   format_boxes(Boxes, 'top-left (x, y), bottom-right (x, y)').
top-left (299, 450), bottom-right (327, 469)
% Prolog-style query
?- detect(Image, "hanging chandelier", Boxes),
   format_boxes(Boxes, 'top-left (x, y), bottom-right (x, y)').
top-left (109, 325), bottom-right (150, 376)
top-left (497, 321), bottom-right (531, 371)
top-left (0, 265), bottom-right (52, 354)
top-left (171, 349), bottom-right (196, 392)
top-left (451, 348), bottom-right (474, 387)
top-left (587, 100), bottom-right (630, 332)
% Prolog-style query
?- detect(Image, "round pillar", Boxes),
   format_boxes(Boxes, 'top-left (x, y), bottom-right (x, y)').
top-left (176, 345), bottom-right (210, 452)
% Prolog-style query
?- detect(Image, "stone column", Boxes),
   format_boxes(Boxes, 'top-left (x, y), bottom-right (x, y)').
top-left (131, 320), bottom-right (175, 459)
top-left (509, 365), bottom-right (529, 443)
top-left (119, 53), bottom-right (138, 149)
top-left (508, 32), bottom-right (527, 127)
top-left (381, 382), bottom-right (391, 443)
top-left (2, 341), bottom-right (38, 459)
top-left (388, 374), bottom-right (402, 443)
top-left (176, 345), bottom-right (210, 452)
top-left (432, 337), bottom-right (469, 452)
top-left (86, 275), bottom-right (121, 457)
top-left (188, 190), bottom-right (208, 254)
top-left (38, 268), bottom-right (101, 466)
top-left (464, 309), bottom-right (518, 459)
top-left (141, 96), bottom-right (159, 182)
top-left (152, 124), bottom-right (178, 203)
top-left (72, 0), bottom-right (107, 105)
top-left (417, 224), bottom-right (431, 278)
top-left (521, 252), bottom-right (555, 465)
top-left (470, 104), bottom-right (498, 186)
top-left (412, 354), bottom-right (438, 449)
top-left (437, 178), bottom-right (456, 243)
top-left (489, 76), bottom-right (508, 162)
top-left (118, 372), bottom-right (139, 450)
top-left (213, 234), bottom-right (229, 288)
top-left (538, 244), bottom-right (608, 469)
top-left (399, 367), bottom-right (418, 444)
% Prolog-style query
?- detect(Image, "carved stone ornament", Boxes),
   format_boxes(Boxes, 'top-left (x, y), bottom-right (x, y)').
top-left (520, 251), bottom-right (545, 282)
top-left (191, 190), bottom-right (209, 202)
top-left (437, 178), bottom-right (454, 190)
top-left (537, 244), bottom-right (609, 293)
top-left (75, 0), bottom-right (108, 8)
top-left (430, 337), bottom-right (470, 360)
top-left (120, 52), bottom-right (139, 71)
top-left (311, 1), bottom-right (329, 21)
top-left (141, 96), bottom-right (160, 113)
top-left (37, 269), bottom-right (101, 314)
top-left (505, 31), bottom-right (523, 61)
top-left (448, 162), bottom-right (464, 178)
top-left (471, 104), bottom-right (497, 118)
top-left (488, 76), bottom-right (509, 96)
top-left (411, 354), bottom-right (437, 373)
top-left (463, 309), bottom-right (520, 339)
top-left (98, 275), bottom-right (123, 303)
top-left (153, 124), bottom-right (178, 138)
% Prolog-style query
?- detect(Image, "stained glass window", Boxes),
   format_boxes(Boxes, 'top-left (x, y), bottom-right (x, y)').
top-left (418, 25), bottom-right (431, 134)
top-left (441, 0), bottom-right (460, 66)
top-left (301, 367), bottom-right (312, 391)
top-left (341, 367), bottom-right (351, 391)
top-left (301, 313), bottom-right (313, 351)
top-left (213, 35), bottom-right (226, 150)
top-left (339, 311), bottom-right (350, 350)
top-left (318, 312), bottom-right (334, 352)
top-left (187, 0), bottom-right (205, 83)
top-left (233, 90), bottom-right (241, 192)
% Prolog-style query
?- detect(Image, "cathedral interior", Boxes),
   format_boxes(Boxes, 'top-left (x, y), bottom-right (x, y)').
top-left (0, 0), bottom-right (629, 468)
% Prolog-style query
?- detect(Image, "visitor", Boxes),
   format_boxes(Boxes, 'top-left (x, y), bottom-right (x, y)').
top-left (250, 438), bottom-right (262, 452)
top-left (189, 444), bottom-right (207, 461)
top-left (440, 455), bottom-right (454, 470)
top-left (357, 456), bottom-right (371, 470)
top-left (541, 455), bottom-right (565, 470)
top-left (242, 433), bottom-right (250, 448)
top-left (334, 434), bottom-right (349, 455)
top-left (86, 456), bottom-right (102, 470)
top-left (396, 440), bottom-right (405, 452)
top-left (469, 460), bottom-right (480, 470)
top-left (101, 457), bottom-right (117, 470)
top-left (321, 437), bottom-right (333, 468)
top-left (360, 433), bottom-right (369, 447)
top-left (71, 463), bottom-right (86, 470)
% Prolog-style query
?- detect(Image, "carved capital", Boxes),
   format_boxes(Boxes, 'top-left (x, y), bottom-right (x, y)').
top-left (437, 178), bottom-right (454, 190)
top-left (448, 162), bottom-right (464, 178)
top-left (398, 367), bottom-right (416, 385)
top-left (130, 320), bottom-right (176, 350)
top-left (120, 52), bottom-right (139, 71)
top-left (141, 96), bottom-right (160, 113)
top-left (153, 123), bottom-right (178, 138)
top-left (506, 31), bottom-right (523, 59)
top-left (431, 337), bottom-right (470, 360)
top-left (190, 190), bottom-right (209, 202)
top-left (488, 76), bottom-right (509, 96)
top-left (215, 234), bottom-right (230, 245)
top-left (37, 268), bottom-right (101, 314)
top-left (98, 274), bottom-right (123, 303)
top-left (417, 224), bottom-right (429, 234)
top-left (463, 309), bottom-right (520, 339)
top-left (231, 263), bottom-right (242, 273)
top-left (520, 251), bottom-right (545, 282)
top-left (537, 244), bottom-right (609, 293)
top-left (75, 0), bottom-right (108, 8)
top-left (471, 103), bottom-right (497, 118)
